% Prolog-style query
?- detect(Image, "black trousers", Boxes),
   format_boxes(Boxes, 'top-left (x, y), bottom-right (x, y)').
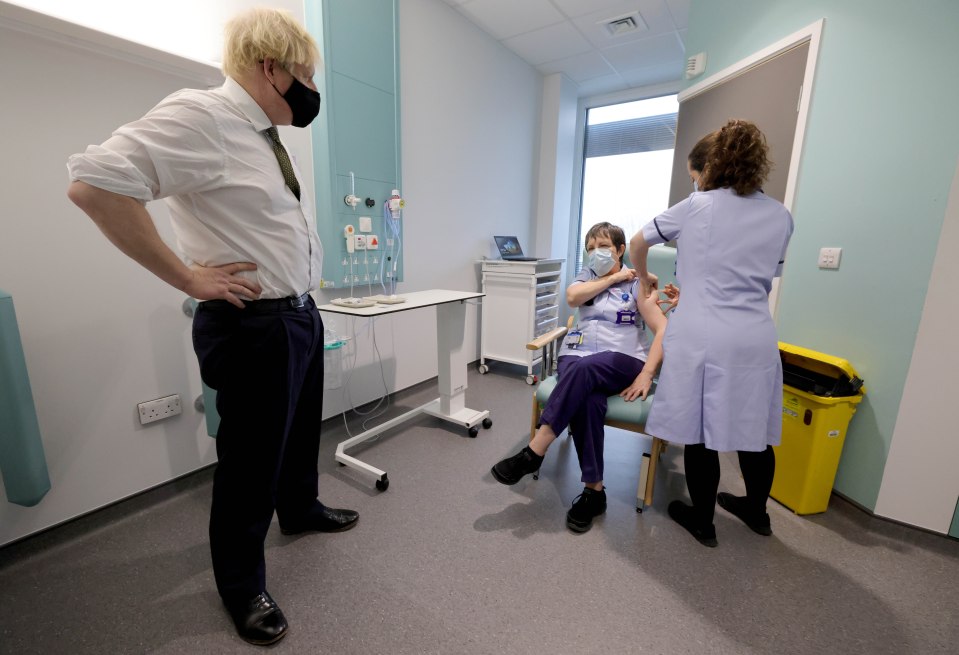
top-left (193, 297), bottom-right (324, 604)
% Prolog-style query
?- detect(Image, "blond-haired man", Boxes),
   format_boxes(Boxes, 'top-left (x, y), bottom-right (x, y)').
top-left (67, 8), bottom-right (356, 645)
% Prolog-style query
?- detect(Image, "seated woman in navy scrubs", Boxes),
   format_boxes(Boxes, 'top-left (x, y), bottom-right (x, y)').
top-left (490, 222), bottom-right (666, 533)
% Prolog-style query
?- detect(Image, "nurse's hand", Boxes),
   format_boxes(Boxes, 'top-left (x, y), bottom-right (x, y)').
top-left (658, 283), bottom-right (680, 313)
top-left (640, 272), bottom-right (659, 294)
top-left (620, 370), bottom-right (654, 402)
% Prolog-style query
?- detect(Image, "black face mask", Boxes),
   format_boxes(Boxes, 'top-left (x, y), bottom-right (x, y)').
top-left (272, 74), bottom-right (321, 127)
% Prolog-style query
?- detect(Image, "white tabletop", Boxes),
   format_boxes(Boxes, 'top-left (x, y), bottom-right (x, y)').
top-left (317, 289), bottom-right (484, 317)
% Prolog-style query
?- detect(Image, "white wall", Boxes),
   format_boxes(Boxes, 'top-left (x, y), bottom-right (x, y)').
top-left (0, 0), bottom-right (543, 545)
top-left (315, 0), bottom-right (541, 415)
top-left (533, 73), bottom-right (578, 261)
top-left (875, 157), bottom-right (959, 532)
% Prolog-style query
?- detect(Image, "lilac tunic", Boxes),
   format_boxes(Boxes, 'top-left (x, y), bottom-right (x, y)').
top-left (641, 188), bottom-right (793, 452)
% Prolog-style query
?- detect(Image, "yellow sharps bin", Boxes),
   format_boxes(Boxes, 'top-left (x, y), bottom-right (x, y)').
top-left (770, 342), bottom-right (865, 515)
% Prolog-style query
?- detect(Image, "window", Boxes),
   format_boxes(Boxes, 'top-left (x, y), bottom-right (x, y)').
top-left (576, 95), bottom-right (678, 272)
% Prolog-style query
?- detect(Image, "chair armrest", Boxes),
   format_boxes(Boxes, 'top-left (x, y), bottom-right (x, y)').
top-left (526, 326), bottom-right (568, 351)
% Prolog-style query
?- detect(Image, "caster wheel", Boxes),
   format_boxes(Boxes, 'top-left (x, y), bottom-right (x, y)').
top-left (482, 417), bottom-right (493, 429)
top-left (636, 507), bottom-right (643, 514)
top-left (478, 364), bottom-right (489, 374)
top-left (532, 472), bottom-right (539, 480)
top-left (375, 476), bottom-right (389, 492)
top-left (468, 426), bottom-right (479, 438)
top-left (525, 374), bottom-right (537, 385)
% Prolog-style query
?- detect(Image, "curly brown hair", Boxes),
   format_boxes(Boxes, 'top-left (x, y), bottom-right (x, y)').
top-left (687, 132), bottom-right (715, 174)
top-left (699, 119), bottom-right (771, 196)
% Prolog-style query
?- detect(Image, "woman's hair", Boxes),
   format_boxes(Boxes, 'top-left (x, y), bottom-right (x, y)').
top-left (222, 7), bottom-right (321, 79)
top-left (687, 132), bottom-right (715, 175)
top-left (699, 119), bottom-right (771, 196)
top-left (584, 222), bottom-right (626, 263)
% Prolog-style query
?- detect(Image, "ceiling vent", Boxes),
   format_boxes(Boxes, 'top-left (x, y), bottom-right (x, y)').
top-left (602, 14), bottom-right (645, 37)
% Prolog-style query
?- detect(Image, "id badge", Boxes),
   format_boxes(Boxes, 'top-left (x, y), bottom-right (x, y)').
top-left (565, 329), bottom-right (583, 349)
top-left (616, 310), bottom-right (636, 325)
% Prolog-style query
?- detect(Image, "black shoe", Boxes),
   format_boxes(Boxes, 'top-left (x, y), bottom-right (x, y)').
top-left (280, 504), bottom-right (359, 535)
top-left (491, 447), bottom-right (544, 485)
top-left (717, 492), bottom-right (772, 536)
top-left (226, 591), bottom-right (288, 645)
top-left (566, 487), bottom-right (607, 533)
top-left (668, 500), bottom-right (718, 547)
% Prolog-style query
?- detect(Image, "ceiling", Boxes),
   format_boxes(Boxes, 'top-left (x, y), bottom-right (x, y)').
top-left (438, 0), bottom-right (690, 97)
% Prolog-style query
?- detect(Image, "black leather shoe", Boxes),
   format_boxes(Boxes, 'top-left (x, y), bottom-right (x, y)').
top-left (668, 500), bottom-right (718, 547)
top-left (491, 447), bottom-right (544, 485)
top-left (280, 504), bottom-right (359, 535)
top-left (226, 591), bottom-right (288, 645)
top-left (717, 492), bottom-right (772, 536)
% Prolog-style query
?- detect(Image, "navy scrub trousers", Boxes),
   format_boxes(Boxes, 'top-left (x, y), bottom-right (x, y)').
top-left (192, 295), bottom-right (324, 605)
top-left (539, 351), bottom-right (645, 483)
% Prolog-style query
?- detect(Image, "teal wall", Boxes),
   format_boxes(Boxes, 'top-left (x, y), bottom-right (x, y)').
top-left (306, 0), bottom-right (402, 290)
top-left (685, 0), bottom-right (959, 509)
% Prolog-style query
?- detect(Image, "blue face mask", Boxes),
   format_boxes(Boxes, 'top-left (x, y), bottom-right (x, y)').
top-left (588, 247), bottom-right (616, 276)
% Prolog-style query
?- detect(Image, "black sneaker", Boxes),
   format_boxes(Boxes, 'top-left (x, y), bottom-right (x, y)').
top-left (566, 487), bottom-right (607, 533)
top-left (717, 492), bottom-right (772, 536)
top-left (491, 447), bottom-right (544, 485)
top-left (668, 500), bottom-right (718, 547)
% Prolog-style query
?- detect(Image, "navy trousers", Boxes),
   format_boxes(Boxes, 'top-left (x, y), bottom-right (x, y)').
top-left (539, 351), bottom-right (645, 483)
top-left (192, 297), bottom-right (324, 605)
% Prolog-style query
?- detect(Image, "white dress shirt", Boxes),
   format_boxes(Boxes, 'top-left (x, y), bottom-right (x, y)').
top-left (67, 77), bottom-right (323, 299)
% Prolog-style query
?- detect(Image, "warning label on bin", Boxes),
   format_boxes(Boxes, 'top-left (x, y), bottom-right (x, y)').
top-left (783, 394), bottom-right (800, 419)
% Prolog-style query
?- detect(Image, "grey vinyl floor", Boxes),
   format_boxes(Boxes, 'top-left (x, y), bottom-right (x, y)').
top-left (1, 364), bottom-right (957, 654)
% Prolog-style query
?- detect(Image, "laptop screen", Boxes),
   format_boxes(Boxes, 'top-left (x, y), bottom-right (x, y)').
top-left (493, 236), bottom-right (524, 258)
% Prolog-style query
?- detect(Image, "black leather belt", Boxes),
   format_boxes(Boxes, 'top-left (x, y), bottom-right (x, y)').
top-left (200, 292), bottom-right (312, 313)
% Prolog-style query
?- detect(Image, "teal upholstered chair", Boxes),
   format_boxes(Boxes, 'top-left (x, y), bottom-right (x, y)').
top-left (527, 245), bottom-right (677, 513)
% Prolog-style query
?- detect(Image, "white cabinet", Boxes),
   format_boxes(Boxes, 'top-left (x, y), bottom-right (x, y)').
top-left (479, 259), bottom-right (564, 384)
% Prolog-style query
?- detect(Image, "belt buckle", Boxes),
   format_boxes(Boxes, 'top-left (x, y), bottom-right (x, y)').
top-left (288, 293), bottom-right (307, 309)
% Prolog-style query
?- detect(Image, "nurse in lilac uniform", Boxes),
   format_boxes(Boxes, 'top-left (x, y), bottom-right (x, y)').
top-left (630, 121), bottom-right (793, 547)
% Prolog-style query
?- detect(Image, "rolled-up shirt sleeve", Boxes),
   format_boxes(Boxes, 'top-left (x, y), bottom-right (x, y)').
top-left (641, 196), bottom-right (690, 246)
top-left (67, 99), bottom-right (226, 203)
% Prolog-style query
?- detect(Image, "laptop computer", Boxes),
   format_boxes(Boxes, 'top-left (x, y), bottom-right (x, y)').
top-left (493, 235), bottom-right (539, 261)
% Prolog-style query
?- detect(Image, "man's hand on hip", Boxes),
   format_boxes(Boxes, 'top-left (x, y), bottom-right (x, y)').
top-left (186, 262), bottom-right (262, 308)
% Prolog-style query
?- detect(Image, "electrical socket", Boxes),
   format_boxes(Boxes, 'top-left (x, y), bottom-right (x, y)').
top-left (137, 394), bottom-right (182, 425)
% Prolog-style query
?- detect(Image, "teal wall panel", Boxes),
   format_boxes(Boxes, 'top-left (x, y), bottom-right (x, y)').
top-left (327, 0), bottom-right (397, 93)
top-left (307, 0), bottom-right (401, 288)
top-left (684, 0), bottom-right (959, 510)
top-left (0, 290), bottom-right (51, 506)
top-left (330, 73), bottom-right (397, 183)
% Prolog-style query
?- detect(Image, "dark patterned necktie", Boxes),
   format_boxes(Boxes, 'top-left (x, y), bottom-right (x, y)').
top-left (265, 127), bottom-right (300, 200)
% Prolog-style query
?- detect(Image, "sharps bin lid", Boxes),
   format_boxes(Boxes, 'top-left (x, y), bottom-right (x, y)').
top-left (779, 342), bottom-right (865, 398)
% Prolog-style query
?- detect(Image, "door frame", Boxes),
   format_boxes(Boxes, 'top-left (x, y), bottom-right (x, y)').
top-left (679, 19), bottom-right (824, 317)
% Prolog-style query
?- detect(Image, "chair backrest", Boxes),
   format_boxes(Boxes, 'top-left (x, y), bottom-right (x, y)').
top-left (646, 244), bottom-right (678, 289)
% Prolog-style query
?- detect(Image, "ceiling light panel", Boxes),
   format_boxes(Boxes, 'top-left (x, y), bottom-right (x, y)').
top-left (549, 0), bottom-right (642, 19)
top-left (457, 0), bottom-right (565, 41)
top-left (601, 32), bottom-right (685, 72)
top-left (503, 21), bottom-right (593, 66)
top-left (536, 50), bottom-right (616, 82)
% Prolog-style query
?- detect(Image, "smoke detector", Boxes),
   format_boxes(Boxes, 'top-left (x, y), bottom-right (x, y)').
top-left (602, 13), bottom-right (646, 37)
